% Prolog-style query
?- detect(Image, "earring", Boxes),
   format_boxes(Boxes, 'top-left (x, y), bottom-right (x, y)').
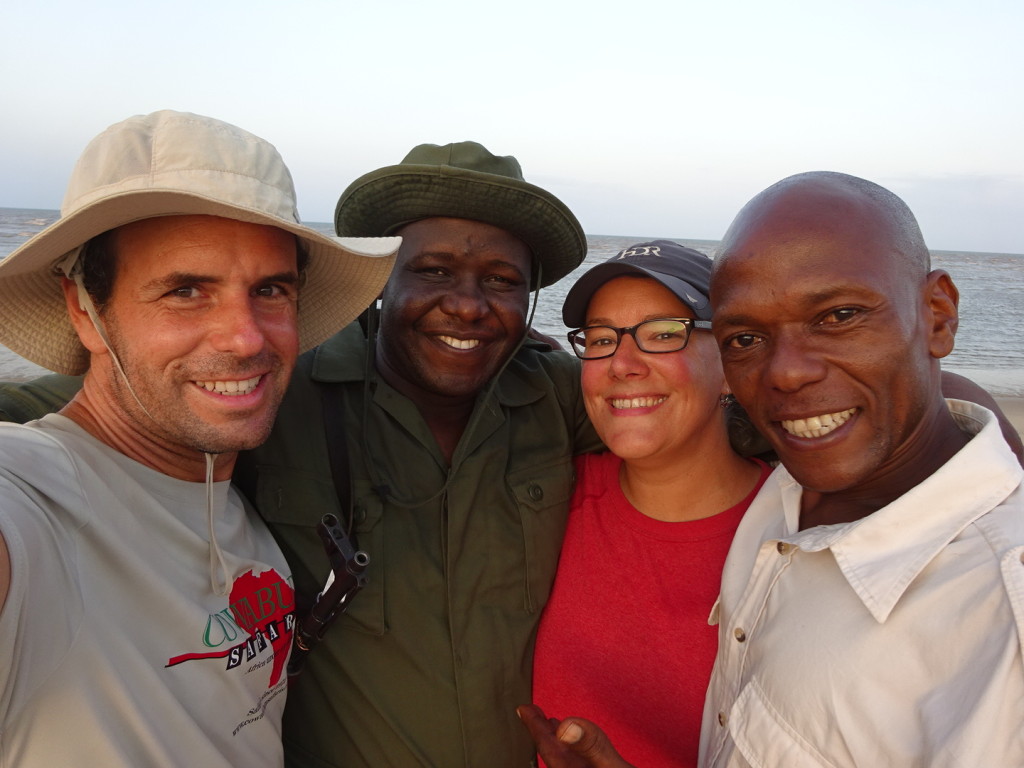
top-left (719, 394), bottom-right (736, 409)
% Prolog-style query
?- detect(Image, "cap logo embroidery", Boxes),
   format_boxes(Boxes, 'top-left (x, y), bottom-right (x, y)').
top-left (617, 245), bottom-right (661, 259)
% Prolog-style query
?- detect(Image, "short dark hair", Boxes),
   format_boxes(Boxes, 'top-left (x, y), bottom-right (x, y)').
top-left (79, 229), bottom-right (118, 305)
top-left (78, 225), bottom-right (309, 307)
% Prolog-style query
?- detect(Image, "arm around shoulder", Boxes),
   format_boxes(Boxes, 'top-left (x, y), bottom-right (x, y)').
top-left (0, 374), bottom-right (83, 423)
top-left (941, 370), bottom-right (1024, 465)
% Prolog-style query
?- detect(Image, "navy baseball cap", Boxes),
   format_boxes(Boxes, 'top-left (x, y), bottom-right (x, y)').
top-left (562, 240), bottom-right (713, 326)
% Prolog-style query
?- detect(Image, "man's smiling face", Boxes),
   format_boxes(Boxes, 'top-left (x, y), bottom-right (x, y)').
top-left (88, 214), bottom-right (300, 456)
top-left (375, 217), bottom-right (531, 406)
top-left (711, 177), bottom-right (956, 498)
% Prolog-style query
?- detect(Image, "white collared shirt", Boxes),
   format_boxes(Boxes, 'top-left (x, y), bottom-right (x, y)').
top-left (700, 400), bottom-right (1024, 767)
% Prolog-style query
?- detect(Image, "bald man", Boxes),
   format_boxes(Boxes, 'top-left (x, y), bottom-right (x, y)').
top-left (701, 171), bottom-right (1024, 767)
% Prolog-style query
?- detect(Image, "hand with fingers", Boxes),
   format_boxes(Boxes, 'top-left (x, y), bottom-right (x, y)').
top-left (517, 705), bottom-right (638, 768)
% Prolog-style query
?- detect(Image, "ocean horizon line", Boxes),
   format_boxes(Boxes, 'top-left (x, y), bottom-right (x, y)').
top-left (2, 207), bottom-right (1022, 395)
top-left (2, 206), bottom-right (1020, 258)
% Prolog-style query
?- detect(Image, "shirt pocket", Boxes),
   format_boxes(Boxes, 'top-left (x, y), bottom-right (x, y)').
top-left (730, 678), bottom-right (838, 768)
top-left (253, 466), bottom-right (387, 636)
top-left (508, 458), bottom-right (575, 613)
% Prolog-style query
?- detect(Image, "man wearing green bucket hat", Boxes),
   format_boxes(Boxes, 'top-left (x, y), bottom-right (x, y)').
top-left (238, 141), bottom-right (602, 767)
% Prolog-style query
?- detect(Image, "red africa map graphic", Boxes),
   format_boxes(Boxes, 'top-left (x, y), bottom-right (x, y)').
top-left (165, 568), bottom-right (295, 687)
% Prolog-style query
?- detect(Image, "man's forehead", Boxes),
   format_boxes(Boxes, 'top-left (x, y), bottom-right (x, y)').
top-left (742, 182), bottom-right (875, 237)
top-left (397, 217), bottom-right (531, 264)
top-left (110, 216), bottom-right (299, 277)
top-left (398, 216), bottom-right (522, 243)
top-left (714, 180), bottom-right (894, 281)
top-left (112, 214), bottom-right (295, 244)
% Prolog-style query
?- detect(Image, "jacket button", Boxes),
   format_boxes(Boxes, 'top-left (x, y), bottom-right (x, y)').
top-left (777, 541), bottom-right (792, 555)
top-left (734, 627), bottom-right (747, 643)
top-left (718, 711), bottom-right (728, 727)
top-left (354, 506), bottom-right (367, 525)
top-left (528, 484), bottom-right (544, 501)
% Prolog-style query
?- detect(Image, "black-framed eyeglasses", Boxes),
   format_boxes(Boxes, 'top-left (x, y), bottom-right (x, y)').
top-left (567, 317), bottom-right (713, 360)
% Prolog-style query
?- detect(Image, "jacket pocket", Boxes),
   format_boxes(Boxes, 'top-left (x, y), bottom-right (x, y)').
top-left (508, 458), bottom-right (575, 613)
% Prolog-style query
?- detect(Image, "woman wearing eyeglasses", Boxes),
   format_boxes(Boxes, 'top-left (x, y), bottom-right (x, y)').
top-left (529, 241), bottom-right (772, 768)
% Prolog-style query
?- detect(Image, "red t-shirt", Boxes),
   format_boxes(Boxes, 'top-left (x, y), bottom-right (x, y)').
top-left (532, 451), bottom-right (770, 768)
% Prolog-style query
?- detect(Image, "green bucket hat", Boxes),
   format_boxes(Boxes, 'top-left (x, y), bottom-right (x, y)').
top-left (334, 141), bottom-right (586, 289)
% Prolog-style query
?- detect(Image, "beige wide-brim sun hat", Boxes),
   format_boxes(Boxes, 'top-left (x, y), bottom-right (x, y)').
top-left (0, 110), bottom-right (400, 375)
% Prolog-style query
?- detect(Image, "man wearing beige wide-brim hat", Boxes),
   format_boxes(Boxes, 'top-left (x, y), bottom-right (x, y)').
top-left (0, 110), bottom-right (399, 767)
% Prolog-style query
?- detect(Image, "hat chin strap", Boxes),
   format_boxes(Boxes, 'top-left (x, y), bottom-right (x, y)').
top-left (60, 250), bottom-right (232, 595)
top-left (58, 250), bottom-right (156, 424)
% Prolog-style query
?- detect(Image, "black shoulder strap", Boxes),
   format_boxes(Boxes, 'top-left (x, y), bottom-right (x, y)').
top-left (288, 380), bottom-right (366, 677)
top-left (318, 380), bottom-right (353, 537)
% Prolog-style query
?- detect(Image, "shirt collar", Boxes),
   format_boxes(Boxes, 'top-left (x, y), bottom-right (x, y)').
top-left (776, 400), bottom-right (1023, 623)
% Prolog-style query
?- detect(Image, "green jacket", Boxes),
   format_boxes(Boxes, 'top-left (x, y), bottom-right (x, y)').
top-left (0, 327), bottom-right (600, 767)
top-left (241, 324), bottom-right (600, 768)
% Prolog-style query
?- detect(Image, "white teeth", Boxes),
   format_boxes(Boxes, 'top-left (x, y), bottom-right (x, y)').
top-left (610, 396), bottom-right (667, 410)
top-left (195, 375), bottom-right (261, 396)
top-left (439, 335), bottom-right (480, 350)
top-left (781, 408), bottom-right (855, 439)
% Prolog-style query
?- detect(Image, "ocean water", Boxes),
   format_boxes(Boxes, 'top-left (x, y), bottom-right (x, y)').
top-left (2, 207), bottom-right (1022, 394)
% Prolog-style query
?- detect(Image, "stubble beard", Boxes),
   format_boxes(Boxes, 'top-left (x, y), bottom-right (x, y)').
top-left (104, 334), bottom-right (288, 456)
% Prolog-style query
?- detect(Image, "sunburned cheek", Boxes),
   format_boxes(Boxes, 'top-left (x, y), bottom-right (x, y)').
top-left (272, 326), bottom-right (300, 351)
top-left (674, 363), bottom-right (702, 386)
top-left (581, 393), bottom-right (604, 424)
top-left (259, 315), bottom-right (299, 349)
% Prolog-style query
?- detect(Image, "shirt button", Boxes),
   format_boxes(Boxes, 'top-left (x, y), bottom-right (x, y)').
top-left (733, 627), bottom-right (747, 643)
top-left (777, 541), bottom-right (792, 555)
top-left (718, 711), bottom-right (728, 727)
top-left (528, 484), bottom-right (544, 501)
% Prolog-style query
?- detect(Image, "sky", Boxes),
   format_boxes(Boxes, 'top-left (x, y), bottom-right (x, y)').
top-left (2, 0), bottom-right (1022, 253)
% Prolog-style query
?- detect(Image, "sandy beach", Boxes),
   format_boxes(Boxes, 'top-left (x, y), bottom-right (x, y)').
top-left (996, 397), bottom-right (1024, 444)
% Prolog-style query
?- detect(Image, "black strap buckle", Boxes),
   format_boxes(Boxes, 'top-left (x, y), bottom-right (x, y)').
top-left (287, 513), bottom-right (369, 676)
